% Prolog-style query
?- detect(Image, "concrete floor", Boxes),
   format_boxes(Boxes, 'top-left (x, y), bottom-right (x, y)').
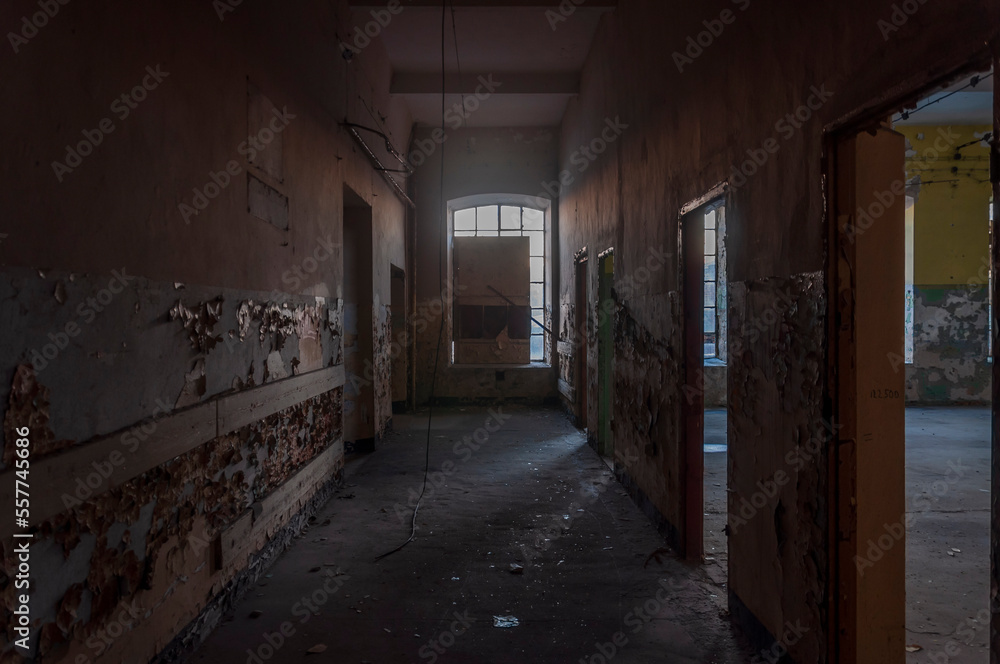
top-left (702, 406), bottom-right (991, 663)
top-left (194, 406), bottom-right (746, 663)
top-left (903, 407), bottom-right (990, 663)
top-left (704, 410), bottom-right (729, 587)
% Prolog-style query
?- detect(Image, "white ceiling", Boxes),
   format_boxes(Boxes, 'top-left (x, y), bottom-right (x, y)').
top-left (896, 72), bottom-right (994, 126)
top-left (350, 2), bottom-right (614, 127)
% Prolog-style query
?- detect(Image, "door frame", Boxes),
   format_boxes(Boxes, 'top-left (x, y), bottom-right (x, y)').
top-left (575, 252), bottom-right (589, 429)
top-left (679, 181), bottom-right (728, 560)
top-left (597, 248), bottom-right (615, 457)
top-left (821, 51), bottom-right (999, 664)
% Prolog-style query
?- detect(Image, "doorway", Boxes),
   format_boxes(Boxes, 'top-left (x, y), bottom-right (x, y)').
top-left (344, 185), bottom-right (375, 453)
top-left (828, 63), bottom-right (997, 664)
top-left (575, 255), bottom-right (589, 430)
top-left (390, 265), bottom-right (407, 413)
top-left (597, 249), bottom-right (615, 458)
top-left (680, 185), bottom-right (727, 560)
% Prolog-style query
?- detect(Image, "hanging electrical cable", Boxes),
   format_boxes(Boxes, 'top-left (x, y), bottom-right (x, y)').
top-left (375, 2), bottom-right (449, 563)
top-left (894, 71), bottom-right (993, 124)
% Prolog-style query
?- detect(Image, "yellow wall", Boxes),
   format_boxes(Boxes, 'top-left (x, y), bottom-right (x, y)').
top-left (899, 125), bottom-right (992, 286)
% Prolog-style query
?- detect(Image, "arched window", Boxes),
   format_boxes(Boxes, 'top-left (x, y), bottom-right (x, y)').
top-left (449, 195), bottom-right (550, 364)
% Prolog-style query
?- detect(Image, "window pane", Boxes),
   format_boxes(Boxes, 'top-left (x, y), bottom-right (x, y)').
top-left (705, 282), bottom-right (716, 307)
top-left (704, 341), bottom-right (717, 358)
top-left (530, 257), bottom-right (544, 283)
top-left (477, 206), bottom-right (499, 232)
top-left (501, 206), bottom-right (522, 229)
top-left (531, 321), bottom-right (544, 337)
top-left (705, 230), bottom-right (717, 256)
top-left (704, 307), bottom-right (717, 334)
top-left (476, 230), bottom-right (499, 237)
top-left (455, 208), bottom-right (476, 231)
top-left (454, 230), bottom-right (476, 237)
top-left (705, 209), bottom-right (717, 230)
top-left (531, 336), bottom-right (544, 361)
top-left (532, 309), bottom-right (544, 329)
top-left (526, 231), bottom-right (544, 256)
top-left (500, 230), bottom-right (522, 237)
top-left (705, 255), bottom-right (717, 282)
top-left (523, 208), bottom-right (544, 231)
top-left (531, 284), bottom-right (544, 308)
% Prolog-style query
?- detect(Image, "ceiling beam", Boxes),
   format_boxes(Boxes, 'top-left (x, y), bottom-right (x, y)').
top-left (392, 71), bottom-right (579, 95)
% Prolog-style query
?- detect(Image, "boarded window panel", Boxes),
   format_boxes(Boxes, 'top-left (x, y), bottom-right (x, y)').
top-left (483, 306), bottom-right (508, 338)
top-left (454, 236), bottom-right (530, 364)
top-left (508, 306), bottom-right (531, 339)
top-left (459, 305), bottom-right (483, 339)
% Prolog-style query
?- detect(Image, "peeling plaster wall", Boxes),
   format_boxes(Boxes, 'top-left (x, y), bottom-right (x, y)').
top-left (557, 0), bottom-right (996, 659)
top-left (411, 127), bottom-right (560, 404)
top-left (908, 286), bottom-right (991, 403)
top-left (899, 125), bottom-right (993, 404)
top-left (0, 0), bottom-right (408, 660)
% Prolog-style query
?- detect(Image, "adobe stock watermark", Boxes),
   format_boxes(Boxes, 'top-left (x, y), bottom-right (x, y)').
top-left (750, 621), bottom-right (810, 664)
top-left (729, 418), bottom-right (842, 534)
top-left (213, 0), bottom-right (243, 21)
top-left (562, 245), bottom-right (671, 355)
top-left (845, 127), bottom-right (961, 245)
top-left (534, 116), bottom-right (629, 203)
top-left (730, 83), bottom-right (834, 190)
top-left (546, 0), bottom-right (587, 31)
top-left (244, 568), bottom-right (350, 663)
top-left (7, 0), bottom-right (70, 54)
top-left (340, 0), bottom-right (403, 56)
top-left (391, 408), bottom-right (514, 523)
top-left (28, 269), bottom-right (136, 373)
top-left (59, 398), bottom-right (173, 510)
top-left (178, 105), bottom-right (296, 224)
top-left (578, 575), bottom-right (691, 664)
top-left (416, 610), bottom-right (474, 663)
top-left (51, 65), bottom-right (171, 182)
top-left (853, 458), bottom-right (968, 576)
top-left (672, 0), bottom-right (752, 73)
top-left (348, 280), bottom-right (468, 385)
top-left (877, 0), bottom-right (930, 41)
top-left (406, 75), bottom-right (503, 169)
top-left (519, 449), bottom-right (641, 567)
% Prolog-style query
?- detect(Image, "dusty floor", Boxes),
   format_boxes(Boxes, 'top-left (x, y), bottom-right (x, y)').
top-left (702, 406), bottom-right (991, 663)
top-left (703, 410), bottom-right (728, 586)
top-left (902, 407), bottom-right (990, 663)
top-left (193, 406), bottom-right (747, 663)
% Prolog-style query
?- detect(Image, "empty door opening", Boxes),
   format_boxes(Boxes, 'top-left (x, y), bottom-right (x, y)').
top-left (597, 249), bottom-right (615, 459)
top-left (390, 265), bottom-right (407, 413)
top-left (344, 185), bottom-right (375, 454)
top-left (575, 256), bottom-right (589, 430)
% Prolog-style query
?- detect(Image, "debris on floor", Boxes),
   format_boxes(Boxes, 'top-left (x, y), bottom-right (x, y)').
top-left (493, 616), bottom-right (520, 628)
